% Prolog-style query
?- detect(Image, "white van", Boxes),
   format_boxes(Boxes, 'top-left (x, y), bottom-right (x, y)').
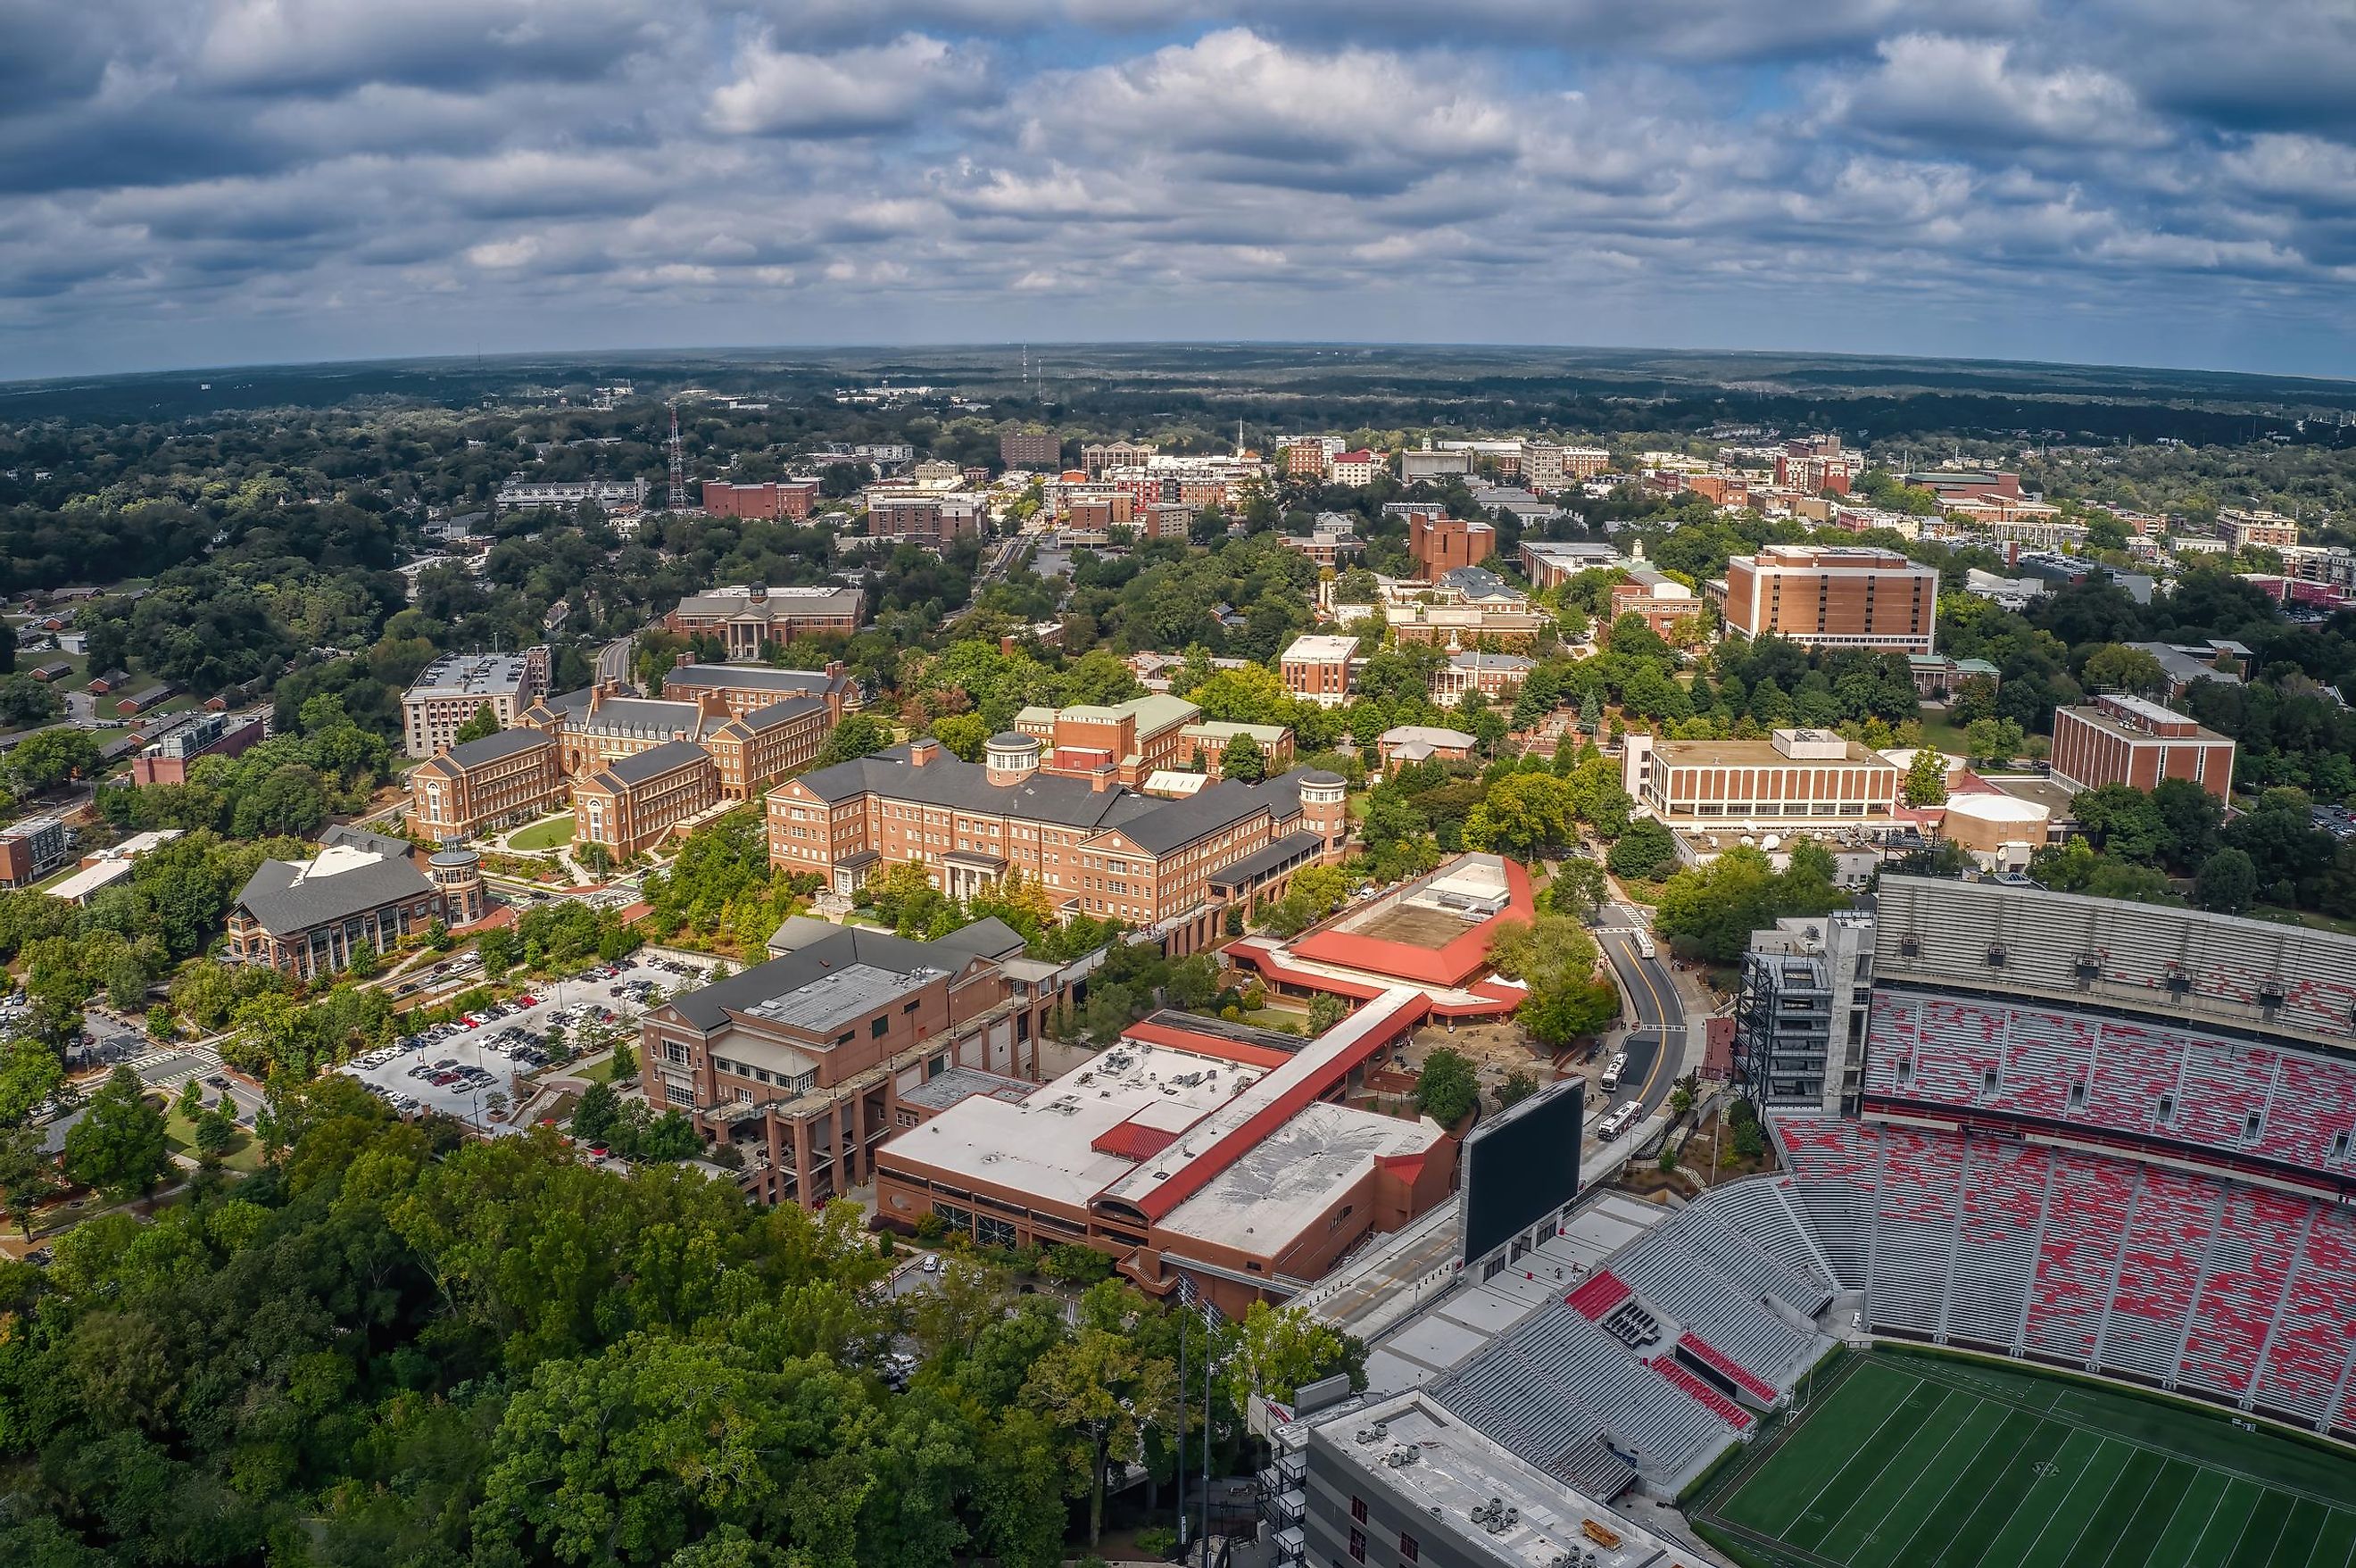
top-left (1599, 1053), bottom-right (1629, 1093)
top-left (1598, 1100), bottom-right (1644, 1140)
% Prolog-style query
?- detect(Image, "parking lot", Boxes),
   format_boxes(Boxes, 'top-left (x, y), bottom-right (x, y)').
top-left (337, 951), bottom-right (722, 1131)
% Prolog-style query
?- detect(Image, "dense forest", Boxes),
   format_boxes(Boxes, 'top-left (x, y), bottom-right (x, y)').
top-left (0, 1076), bottom-right (1363, 1568)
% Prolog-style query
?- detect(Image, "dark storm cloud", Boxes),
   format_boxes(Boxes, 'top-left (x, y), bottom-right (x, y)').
top-left (2, 0), bottom-right (2353, 377)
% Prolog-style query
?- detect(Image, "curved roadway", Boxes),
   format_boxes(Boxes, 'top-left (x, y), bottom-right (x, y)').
top-left (1594, 900), bottom-right (1688, 1121)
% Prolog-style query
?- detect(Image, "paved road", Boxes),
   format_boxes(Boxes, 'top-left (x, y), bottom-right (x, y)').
top-left (594, 636), bottom-right (634, 686)
top-left (1594, 900), bottom-right (1688, 1120)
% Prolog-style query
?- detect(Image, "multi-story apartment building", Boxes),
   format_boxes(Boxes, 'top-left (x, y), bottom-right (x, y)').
top-left (1621, 727), bottom-right (1904, 830)
top-left (766, 737), bottom-right (1348, 953)
top-left (999, 431), bottom-right (1061, 469)
top-left (1521, 442), bottom-right (1613, 491)
top-left (227, 826), bottom-right (447, 978)
top-left (407, 728), bottom-right (565, 838)
top-left (1064, 493), bottom-right (1134, 531)
top-left (699, 479), bottom-right (822, 519)
top-left (1775, 436), bottom-right (1862, 495)
top-left (1280, 634), bottom-right (1359, 708)
top-left (495, 477), bottom-right (651, 512)
top-left (1716, 543), bottom-right (1937, 654)
top-left (867, 493), bottom-right (984, 543)
top-left (401, 649), bottom-right (550, 758)
top-left (1407, 511), bottom-right (1497, 578)
top-left (662, 584), bottom-right (867, 654)
top-left (572, 740), bottom-right (721, 858)
top-left (642, 918), bottom-right (1087, 1207)
top-left (2050, 693), bottom-right (2237, 802)
top-left (1281, 438), bottom-right (1332, 479)
top-left (2218, 508), bottom-right (2300, 551)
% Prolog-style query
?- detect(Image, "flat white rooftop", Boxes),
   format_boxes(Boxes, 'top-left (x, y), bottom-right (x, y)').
top-left (1315, 1390), bottom-right (1680, 1568)
top-left (1158, 1099), bottom-right (1441, 1256)
top-left (888, 1038), bottom-right (1257, 1212)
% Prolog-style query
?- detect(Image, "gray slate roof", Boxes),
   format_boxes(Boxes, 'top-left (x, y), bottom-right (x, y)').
top-left (236, 848), bottom-right (434, 936)
top-left (443, 726), bottom-right (554, 767)
top-left (667, 918), bottom-right (1026, 1034)
top-left (596, 738), bottom-right (714, 785)
top-left (788, 743), bottom-right (1312, 853)
top-left (321, 823), bottom-right (417, 859)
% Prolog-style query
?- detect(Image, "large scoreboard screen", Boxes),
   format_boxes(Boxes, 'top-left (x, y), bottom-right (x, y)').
top-left (1459, 1078), bottom-right (1585, 1265)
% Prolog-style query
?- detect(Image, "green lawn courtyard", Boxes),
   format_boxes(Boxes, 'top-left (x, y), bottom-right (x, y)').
top-left (509, 816), bottom-right (577, 851)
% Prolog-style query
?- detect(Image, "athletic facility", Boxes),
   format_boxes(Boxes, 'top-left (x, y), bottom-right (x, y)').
top-left (1698, 1349), bottom-right (2356, 1568)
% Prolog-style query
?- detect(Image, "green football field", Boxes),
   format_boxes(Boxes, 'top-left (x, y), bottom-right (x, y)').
top-left (1696, 1351), bottom-right (2356, 1568)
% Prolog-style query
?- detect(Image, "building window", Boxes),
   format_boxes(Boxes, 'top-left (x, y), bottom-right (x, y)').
top-left (1350, 1497), bottom-right (1366, 1523)
top-left (870, 1016), bottom-right (890, 1039)
top-left (1348, 1528), bottom-right (1365, 1564)
top-left (1398, 1531), bottom-right (1419, 1561)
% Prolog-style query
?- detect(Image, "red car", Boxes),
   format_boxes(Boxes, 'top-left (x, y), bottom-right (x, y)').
top-left (517, 995), bottom-right (538, 1007)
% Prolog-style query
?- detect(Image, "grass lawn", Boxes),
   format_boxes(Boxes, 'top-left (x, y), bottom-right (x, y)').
top-left (163, 1108), bottom-right (265, 1174)
top-left (1697, 1349), bottom-right (2356, 1568)
top-left (1916, 712), bottom-right (1977, 760)
top-left (510, 816), bottom-right (577, 850)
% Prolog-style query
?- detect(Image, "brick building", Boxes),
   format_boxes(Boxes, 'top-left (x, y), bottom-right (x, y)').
top-left (571, 740), bottom-right (721, 857)
top-left (407, 728), bottom-right (565, 838)
top-left (524, 683), bottom-right (831, 801)
top-left (643, 918), bottom-right (1087, 1207)
top-left (1280, 634), bottom-right (1359, 708)
top-left (1608, 567), bottom-right (1705, 637)
top-left (867, 494), bottom-right (984, 543)
top-left (1331, 450), bottom-right (1382, 486)
top-left (1717, 543), bottom-right (1937, 655)
top-left (1407, 512), bottom-right (1497, 578)
top-left (1011, 693), bottom-right (1296, 788)
top-left (664, 585), bottom-right (867, 653)
top-left (0, 815), bottom-right (71, 889)
top-left (875, 990), bottom-right (1451, 1315)
top-left (2050, 693), bottom-right (2237, 802)
top-left (659, 662), bottom-right (855, 721)
top-left (700, 479), bottom-right (822, 519)
top-left (2218, 508), bottom-right (2300, 551)
top-left (766, 739), bottom-right (1348, 953)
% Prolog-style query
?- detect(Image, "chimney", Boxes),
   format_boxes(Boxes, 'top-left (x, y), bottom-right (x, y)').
top-left (909, 738), bottom-right (940, 767)
top-left (1091, 767), bottom-right (1114, 793)
top-left (2007, 541), bottom-right (2020, 571)
top-left (825, 660), bottom-right (846, 680)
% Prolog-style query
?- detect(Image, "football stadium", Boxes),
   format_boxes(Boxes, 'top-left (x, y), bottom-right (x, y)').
top-left (1269, 875), bottom-right (2356, 1568)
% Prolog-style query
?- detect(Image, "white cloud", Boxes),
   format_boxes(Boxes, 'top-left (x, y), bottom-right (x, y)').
top-left (1830, 34), bottom-right (2167, 151)
top-left (708, 32), bottom-right (988, 137)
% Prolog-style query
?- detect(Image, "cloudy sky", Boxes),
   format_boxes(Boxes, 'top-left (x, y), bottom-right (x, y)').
top-left (4, 0), bottom-right (2355, 380)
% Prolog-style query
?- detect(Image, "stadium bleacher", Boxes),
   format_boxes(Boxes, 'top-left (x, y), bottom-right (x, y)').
top-left (1861, 991), bottom-right (2356, 1184)
top-left (1774, 1115), bottom-right (2356, 1439)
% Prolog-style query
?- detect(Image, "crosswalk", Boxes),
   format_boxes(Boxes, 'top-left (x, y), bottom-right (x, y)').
top-left (126, 1045), bottom-right (224, 1091)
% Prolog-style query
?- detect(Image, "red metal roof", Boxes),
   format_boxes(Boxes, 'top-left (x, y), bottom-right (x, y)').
top-left (1119, 1018), bottom-right (1294, 1069)
top-left (1289, 859), bottom-right (1538, 991)
top-left (1091, 1121), bottom-right (1181, 1161)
